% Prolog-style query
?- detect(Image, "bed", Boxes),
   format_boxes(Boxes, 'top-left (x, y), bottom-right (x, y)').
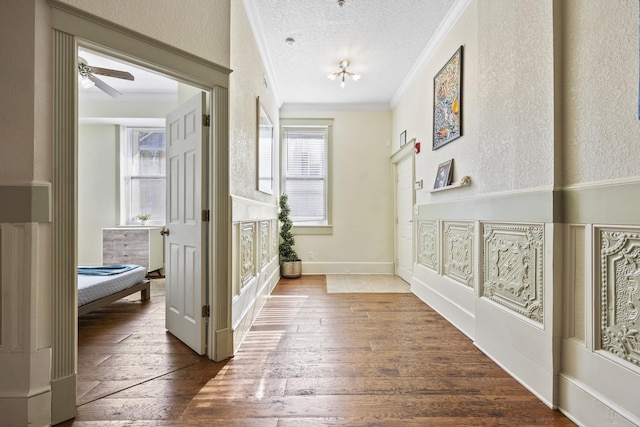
top-left (78, 264), bottom-right (150, 316)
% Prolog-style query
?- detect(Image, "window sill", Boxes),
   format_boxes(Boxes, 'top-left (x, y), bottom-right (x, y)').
top-left (292, 225), bottom-right (333, 235)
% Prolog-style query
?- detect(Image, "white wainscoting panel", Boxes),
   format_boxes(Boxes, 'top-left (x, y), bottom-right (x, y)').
top-left (417, 220), bottom-right (438, 272)
top-left (443, 221), bottom-right (474, 288)
top-left (482, 222), bottom-right (545, 325)
top-left (597, 227), bottom-right (640, 369)
top-left (231, 196), bottom-right (279, 352)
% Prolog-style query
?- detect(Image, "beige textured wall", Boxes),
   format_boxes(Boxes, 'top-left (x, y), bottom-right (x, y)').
top-left (562, 0), bottom-right (640, 186)
top-left (60, 0), bottom-right (230, 68)
top-left (395, 1), bottom-right (479, 205)
top-left (230, 1), bottom-right (279, 201)
top-left (0, 0), bottom-right (51, 183)
top-left (280, 108), bottom-right (394, 268)
top-left (478, 0), bottom-right (555, 193)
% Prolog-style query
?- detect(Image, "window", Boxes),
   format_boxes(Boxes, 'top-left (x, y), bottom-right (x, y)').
top-left (121, 128), bottom-right (166, 225)
top-left (281, 118), bottom-right (333, 234)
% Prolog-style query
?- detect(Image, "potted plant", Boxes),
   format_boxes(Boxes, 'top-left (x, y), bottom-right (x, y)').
top-left (278, 194), bottom-right (301, 278)
top-left (136, 213), bottom-right (151, 225)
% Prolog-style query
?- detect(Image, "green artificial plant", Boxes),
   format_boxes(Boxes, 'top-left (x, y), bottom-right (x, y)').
top-left (278, 194), bottom-right (300, 262)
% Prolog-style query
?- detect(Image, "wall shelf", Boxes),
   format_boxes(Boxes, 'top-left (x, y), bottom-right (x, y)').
top-left (428, 177), bottom-right (471, 193)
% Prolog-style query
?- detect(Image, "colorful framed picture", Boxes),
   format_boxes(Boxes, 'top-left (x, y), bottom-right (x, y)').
top-left (433, 46), bottom-right (463, 150)
top-left (433, 159), bottom-right (454, 189)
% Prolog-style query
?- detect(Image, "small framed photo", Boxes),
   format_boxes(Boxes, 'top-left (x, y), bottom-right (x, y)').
top-left (400, 130), bottom-right (407, 147)
top-left (433, 159), bottom-right (454, 189)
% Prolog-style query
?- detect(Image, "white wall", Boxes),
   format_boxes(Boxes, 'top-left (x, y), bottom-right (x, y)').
top-left (393, 0), bottom-right (640, 425)
top-left (0, 1), bottom-right (233, 424)
top-left (558, 1), bottom-right (640, 426)
top-left (394, 0), bottom-right (560, 408)
top-left (230, 0), bottom-right (279, 200)
top-left (229, 1), bottom-right (281, 351)
top-left (77, 124), bottom-right (118, 265)
top-left (280, 107), bottom-right (394, 274)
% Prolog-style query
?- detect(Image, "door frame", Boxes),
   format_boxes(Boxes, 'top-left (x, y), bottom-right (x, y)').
top-left (50, 2), bottom-right (232, 423)
top-left (391, 141), bottom-right (416, 282)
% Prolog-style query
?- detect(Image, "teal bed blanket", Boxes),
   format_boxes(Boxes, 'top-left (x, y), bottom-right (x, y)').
top-left (78, 264), bottom-right (139, 276)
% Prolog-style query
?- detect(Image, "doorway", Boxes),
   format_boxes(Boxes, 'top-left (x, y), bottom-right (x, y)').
top-left (392, 142), bottom-right (415, 284)
top-left (76, 47), bottom-right (207, 401)
top-left (51, 6), bottom-right (232, 423)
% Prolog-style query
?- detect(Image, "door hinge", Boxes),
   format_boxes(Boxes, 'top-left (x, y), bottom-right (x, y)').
top-left (202, 209), bottom-right (210, 222)
top-left (203, 114), bottom-right (211, 127)
top-left (202, 305), bottom-right (210, 318)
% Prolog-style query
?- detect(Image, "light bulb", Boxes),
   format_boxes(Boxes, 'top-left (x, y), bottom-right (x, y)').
top-left (81, 76), bottom-right (95, 89)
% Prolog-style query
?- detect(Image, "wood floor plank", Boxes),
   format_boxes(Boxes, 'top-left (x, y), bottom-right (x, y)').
top-left (58, 275), bottom-right (574, 426)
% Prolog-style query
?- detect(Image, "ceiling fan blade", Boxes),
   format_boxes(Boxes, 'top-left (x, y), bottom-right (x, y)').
top-left (88, 66), bottom-right (134, 81)
top-left (88, 74), bottom-right (123, 98)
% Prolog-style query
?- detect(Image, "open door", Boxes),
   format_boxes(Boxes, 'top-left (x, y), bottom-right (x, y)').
top-left (164, 92), bottom-right (207, 354)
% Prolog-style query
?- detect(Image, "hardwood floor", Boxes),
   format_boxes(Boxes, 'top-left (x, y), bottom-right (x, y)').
top-left (58, 275), bottom-right (575, 426)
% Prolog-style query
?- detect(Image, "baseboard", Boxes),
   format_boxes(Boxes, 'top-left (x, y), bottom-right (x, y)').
top-left (410, 274), bottom-right (475, 340)
top-left (0, 388), bottom-right (52, 427)
top-left (559, 374), bottom-right (639, 427)
top-left (301, 261), bottom-right (394, 275)
top-left (51, 373), bottom-right (76, 425)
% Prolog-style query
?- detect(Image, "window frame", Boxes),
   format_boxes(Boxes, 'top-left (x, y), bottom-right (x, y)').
top-left (280, 118), bottom-right (333, 235)
top-left (119, 126), bottom-right (167, 226)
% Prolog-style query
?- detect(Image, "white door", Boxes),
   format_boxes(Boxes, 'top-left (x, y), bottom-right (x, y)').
top-left (165, 92), bottom-right (206, 354)
top-left (395, 154), bottom-right (414, 283)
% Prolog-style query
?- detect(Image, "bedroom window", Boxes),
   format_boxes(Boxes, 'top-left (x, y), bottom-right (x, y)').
top-left (281, 118), bottom-right (333, 235)
top-left (122, 127), bottom-right (166, 226)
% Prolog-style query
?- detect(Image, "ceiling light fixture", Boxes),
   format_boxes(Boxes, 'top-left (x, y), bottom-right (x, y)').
top-left (337, 0), bottom-right (345, 7)
top-left (328, 60), bottom-right (360, 88)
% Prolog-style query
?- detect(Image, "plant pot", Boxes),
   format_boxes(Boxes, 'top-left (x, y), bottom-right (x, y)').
top-left (281, 260), bottom-right (302, 279)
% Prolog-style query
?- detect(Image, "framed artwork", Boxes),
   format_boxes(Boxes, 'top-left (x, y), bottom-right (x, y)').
top-left (433, 46), bottom-right (463, 150)
top-left (400, 130), bottom-right (407, 147)
top-left (256, 96), bottom-right (274, 194)
top-left (433, 159), bottom-right (454, 189)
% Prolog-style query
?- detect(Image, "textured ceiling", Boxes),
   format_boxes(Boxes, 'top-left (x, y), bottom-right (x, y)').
top-left (78, 0), bottom-right (461, 108)
top-left (245, 0), bottom-right (458, 107)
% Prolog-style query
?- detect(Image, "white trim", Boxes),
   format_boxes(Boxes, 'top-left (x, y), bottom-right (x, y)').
top-left (562, 176), bottom-right (640, 191)
top-left (281, 102), bottom-right (391, 112)
top-left (559, 374), bottom-right (639, 427)
top-left (231, 195), bottom-right (277, 222)
top-left (302, 262), bottom-right (394, 275)
top-left (390, 0), bottom-right (473, 108)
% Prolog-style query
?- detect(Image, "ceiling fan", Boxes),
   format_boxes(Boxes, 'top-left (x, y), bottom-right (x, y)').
top-left (77, 57), bottom-right (134, 98)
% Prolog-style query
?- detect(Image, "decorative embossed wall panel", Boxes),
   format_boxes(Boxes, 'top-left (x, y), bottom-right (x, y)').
top-left (483, 223), bottom-right (544, 324)
top-left (259, 221), bottom-right (270, 269)
top-left (599, 228), bottom-right (640, 368)
top-left (418, 220), bottom-right (438, 271)
top-left (443, 221), bottom-right (474, 288)
top-left (240, 222), bottom-right (256, 287)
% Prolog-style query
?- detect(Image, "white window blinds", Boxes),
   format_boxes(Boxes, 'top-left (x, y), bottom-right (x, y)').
top-left (282, 126), bottom-right (328, 225)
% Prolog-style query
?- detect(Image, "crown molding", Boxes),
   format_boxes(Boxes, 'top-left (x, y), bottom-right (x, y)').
top-left (390, 0), bottom-right (472, 108)
top-left (242, 0), bottom-right (283, 108)
top-left (280, 102), bottom-right (391, 113)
